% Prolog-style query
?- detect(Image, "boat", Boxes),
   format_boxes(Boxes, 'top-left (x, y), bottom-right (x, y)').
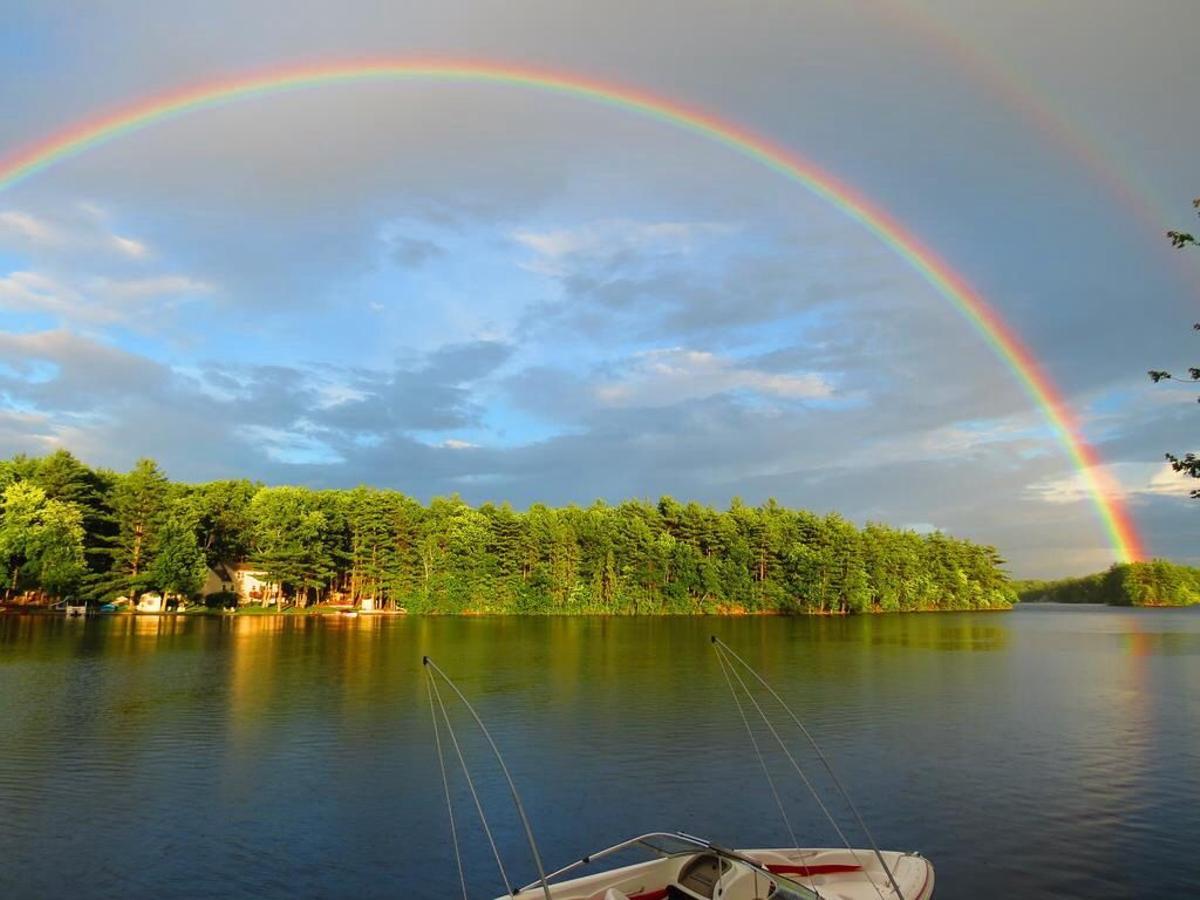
top-left (502, 832), bottom-right (933, 899)
top-left (425, 640), bottom-right (935, 900)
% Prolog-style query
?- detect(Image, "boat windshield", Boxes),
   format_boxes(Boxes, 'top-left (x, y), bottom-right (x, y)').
top-left (522, 832), bottom-right (821, 900)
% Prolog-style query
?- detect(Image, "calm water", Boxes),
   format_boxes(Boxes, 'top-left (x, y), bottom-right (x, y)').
top-left (1, 606), bottom-right (1198, 899)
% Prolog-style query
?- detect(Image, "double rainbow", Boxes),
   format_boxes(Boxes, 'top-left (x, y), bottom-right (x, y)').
top-left (0, 58), bottom-right (1144, 562)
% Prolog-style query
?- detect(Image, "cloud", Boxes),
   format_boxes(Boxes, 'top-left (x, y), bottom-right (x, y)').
top-left (0, 207), bottom-right (152, 259)
top-left (594, 347), bottom-right (833, 407)
top-left (1028, 461), bottom-right (1198, 505)
top-left (512, 219), bottom-right (736, 274)
top-left (511, 216), bottom-right (909, 348)
top-left (110, 235), bottom-right (149, 259)
top-left (90, 274), bottom-right (212, 300)
top-left (0, 211), bottom-right (61, 245)
top-left (0, 329), bottom-right (168, 410)
top-left (241, 425), bottom-right (345, 465)
top-left (0, 269), bottom-right (213, 327)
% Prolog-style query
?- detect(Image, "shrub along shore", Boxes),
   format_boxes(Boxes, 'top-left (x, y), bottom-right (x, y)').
top-left (1, 450), bottom-right (1015, 614)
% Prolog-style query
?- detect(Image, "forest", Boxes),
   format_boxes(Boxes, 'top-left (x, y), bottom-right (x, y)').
top-left (0, 450), bottom-right (1015, 614)
top-left (1015, 560), bottom-right (1200, 607)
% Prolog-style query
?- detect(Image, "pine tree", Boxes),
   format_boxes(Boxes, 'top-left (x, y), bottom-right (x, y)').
top-left (105, 459), bottom-right (170, 599)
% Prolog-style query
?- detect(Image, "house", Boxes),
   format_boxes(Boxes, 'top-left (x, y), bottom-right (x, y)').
top-left (231, 564), bottom-right (273, 606)
top-left (201, 566), bottom-right (237, 597)
top-left (199, 564), bottom-right (276, 606)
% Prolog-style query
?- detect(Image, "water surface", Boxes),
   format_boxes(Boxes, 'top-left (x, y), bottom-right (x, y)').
top-left (1, 605), bottom-right (1197, 898)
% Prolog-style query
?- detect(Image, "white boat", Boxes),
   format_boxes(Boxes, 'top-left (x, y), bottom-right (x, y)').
top-left (501, 832), bottom-right (933, 900)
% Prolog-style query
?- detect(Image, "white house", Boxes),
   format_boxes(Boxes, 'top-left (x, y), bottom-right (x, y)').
top-left (136, 592), bottom-right (165, 613)
top-left (198, 564), bottom-right (274, 606)
top-left (231, 564), bottom-right (273, 606)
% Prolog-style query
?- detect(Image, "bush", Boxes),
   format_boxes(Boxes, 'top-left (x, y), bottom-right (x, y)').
top-left (204, 590), bottom-right (238, 609)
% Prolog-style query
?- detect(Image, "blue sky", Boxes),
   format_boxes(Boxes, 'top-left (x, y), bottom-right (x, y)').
top-left (0, 0), bottom-right (1197, 577)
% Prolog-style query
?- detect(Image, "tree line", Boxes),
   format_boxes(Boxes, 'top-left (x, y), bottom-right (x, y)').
top-left (0, 450), bottom-right (1015, 613)
top-left (1015, 560), bottom-right (1200, 607)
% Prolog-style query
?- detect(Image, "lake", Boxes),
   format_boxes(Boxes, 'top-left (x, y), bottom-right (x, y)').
top-left (1, 605), bottom-right (1197, 899)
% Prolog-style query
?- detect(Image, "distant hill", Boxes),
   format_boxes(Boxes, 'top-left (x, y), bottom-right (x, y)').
top-left (1015, 560), bottom-right (1200, 607)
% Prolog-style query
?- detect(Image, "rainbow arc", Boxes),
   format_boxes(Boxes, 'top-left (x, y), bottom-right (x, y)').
top-left (0, 58), bottom-right (1145, 562)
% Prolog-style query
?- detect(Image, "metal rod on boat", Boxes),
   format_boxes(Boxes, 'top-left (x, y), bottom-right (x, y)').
top-left (714, 642), bottom-right (800, 848)
top-left (429, 671), bottom-right (515, 896)
top-left (712, 638), bottom-right (869, 891)
top-left (711, 637), bottom-right (906, 900)
top-left (427, 674), bottom-right (470, 900)
top-left (423, 656), bottom-right (553, 900)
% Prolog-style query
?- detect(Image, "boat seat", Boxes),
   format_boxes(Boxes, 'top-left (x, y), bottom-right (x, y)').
top-left (602, 890), bottom-right (631, 900)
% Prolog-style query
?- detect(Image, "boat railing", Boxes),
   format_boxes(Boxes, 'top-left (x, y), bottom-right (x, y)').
top-left (517, 831), bottom-right (820, 898)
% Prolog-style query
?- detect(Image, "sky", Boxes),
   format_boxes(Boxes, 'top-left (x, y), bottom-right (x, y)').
top-left (0, 0), bottom-right (1196, 577)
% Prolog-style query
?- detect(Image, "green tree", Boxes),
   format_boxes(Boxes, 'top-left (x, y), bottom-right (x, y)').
top-left (185, 479), bottom-right (257, 569)
top-left (104, 458), bottom-right (170, 598)
top-left (0, 482), bottom-right (85, 599)
top-left (250, 486), bottom-right (336, 606)
top-left (1148, 199), bottom-right (1200, 495)
top-left (149, 508), bottom-right (208, 599)
top-left (32, 449), bottom-right (115, 576)
top-left (0, 448), bottom-right (1019, 615)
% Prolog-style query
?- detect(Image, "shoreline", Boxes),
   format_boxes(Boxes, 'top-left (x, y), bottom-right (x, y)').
top-left (0, 604), bottom-right (1015, 618)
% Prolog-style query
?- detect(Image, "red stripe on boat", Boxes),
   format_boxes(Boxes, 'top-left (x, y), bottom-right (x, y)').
top-left (766, 863), bottom-right (863, 876)
top-left (628, 889), bottom-right (670, 900)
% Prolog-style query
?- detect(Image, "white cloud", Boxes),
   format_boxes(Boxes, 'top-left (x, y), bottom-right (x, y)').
top-left (0, 270), bottom-right (212, 326)
top-left (595, 348), bottom-right (833, 408)
top-left (88, 274), bottom-right (212, 300)
top-left (240, 425), bottom-right (344, 465)
top-left (1144, 463), bottom-right (1196, 498)
top-left (917, 418), bottom-right (1044, 457)
top-left (0, 271), bottom-right (83, 318)
top-left (1027, 461), bottom-right (1194, 505)
top-left (313, 382), bottom-right (368, 409)
top-left (110, 235), bottom-right (149, 259)
top-left (0, 211), bottom-right (63, 245)
top-left (512, 219), bottom-right (737, 275)
top-left (0, 207), bottom-right (151, 259)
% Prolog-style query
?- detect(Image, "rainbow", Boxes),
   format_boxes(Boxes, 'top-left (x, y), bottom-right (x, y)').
top-left (0, 58), bottom-right (1145, 562)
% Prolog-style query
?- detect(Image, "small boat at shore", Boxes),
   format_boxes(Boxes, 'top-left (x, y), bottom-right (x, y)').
top-left (425, 639), bottom-right (934, 900)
